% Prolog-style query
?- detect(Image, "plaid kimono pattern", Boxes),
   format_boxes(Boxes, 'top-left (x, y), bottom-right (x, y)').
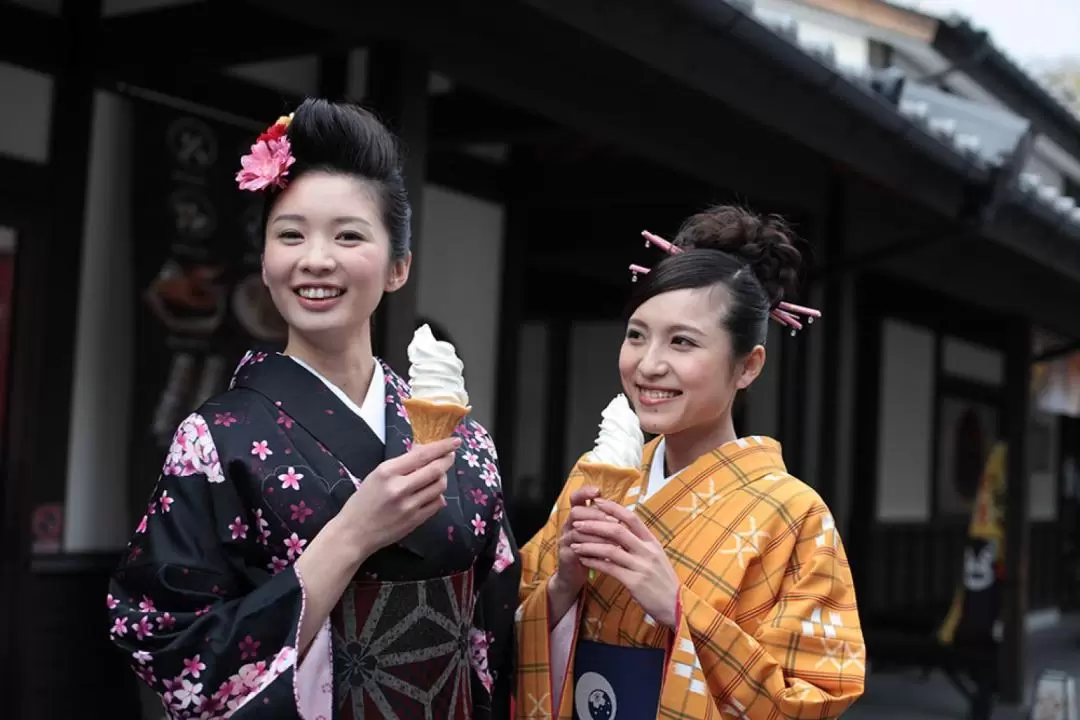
top-left (517, 436), bottom-right (865, 719)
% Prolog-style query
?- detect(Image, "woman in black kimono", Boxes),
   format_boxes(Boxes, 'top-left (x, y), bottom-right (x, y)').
top-left (108, 98), bottom-right (520, 719)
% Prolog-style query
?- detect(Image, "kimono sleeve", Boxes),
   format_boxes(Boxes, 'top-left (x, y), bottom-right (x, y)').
top-left (469, 482), bottom-right (521, 720)
top-left (515, 459), bottom-right (588, 717)
top-left (106, 412), bottom-right (306, 719)
top-left (676, 502), bottom-right (865, 719)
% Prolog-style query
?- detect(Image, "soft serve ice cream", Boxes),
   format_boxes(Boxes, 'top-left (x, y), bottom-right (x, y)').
top-left (587, 394), bottom-right (645, 469)
top-left (407, 324), bottom-right (470, 406)
top-left (404, 324), bottom-right (471, 443)
top-left (580, 394), bottom-right (645, 511)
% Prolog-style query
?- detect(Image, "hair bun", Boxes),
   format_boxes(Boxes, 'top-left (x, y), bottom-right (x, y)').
top-left (673, 205), bottom-right (802, 307)
top-left (286, 98), bottom-right (403, 183)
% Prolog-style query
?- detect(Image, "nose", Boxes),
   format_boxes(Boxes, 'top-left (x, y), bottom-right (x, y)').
top-left (637, 340), bottom-right (668, 378)
top-left (297, 237), bottom-right (337, 274)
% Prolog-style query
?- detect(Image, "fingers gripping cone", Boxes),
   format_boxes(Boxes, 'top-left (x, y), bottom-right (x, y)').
top-left (579, 461), bottom-right (641, 508)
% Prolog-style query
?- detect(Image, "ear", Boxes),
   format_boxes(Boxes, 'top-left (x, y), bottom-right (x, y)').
top-left (385, 252), bottom-right (412, 293)
top-left (261, 255), bottom-right (268, 287)
top-left (735, 345), bottom-right (766, 390)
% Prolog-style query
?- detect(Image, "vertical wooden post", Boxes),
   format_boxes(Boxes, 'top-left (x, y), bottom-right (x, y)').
top-left (493, 147), bottom-right (533, 494)
top-left (4, 2), bottom-right (105, 716)
top-left (1000, 316), bottom-right (1032, 703)
top-left (814, 174), bottom-right (847, 505)
top-left (365, 44), bottom-right (429, 374)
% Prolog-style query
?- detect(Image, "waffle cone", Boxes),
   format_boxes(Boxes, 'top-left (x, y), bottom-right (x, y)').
top-left (578, 461), bottom-right (642, 506)
top-left (403, 398), bottom-right (470, 444)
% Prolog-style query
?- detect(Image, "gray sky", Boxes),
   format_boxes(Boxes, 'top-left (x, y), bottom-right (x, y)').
top-left (893, 0), bottom-right (1079, 65)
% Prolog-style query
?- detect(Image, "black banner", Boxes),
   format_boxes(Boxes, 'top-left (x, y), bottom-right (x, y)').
top-left (128, 102), bottom-right (286, 515)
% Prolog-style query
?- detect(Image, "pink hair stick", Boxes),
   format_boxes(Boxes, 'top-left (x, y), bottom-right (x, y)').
top-left (778, 301), bottom-right (822, 319)
top-left (641, 230), bottom-right (683, 255)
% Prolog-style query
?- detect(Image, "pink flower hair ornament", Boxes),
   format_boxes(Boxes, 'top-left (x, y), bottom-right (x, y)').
top-left (236, 113), bottom-right (296, 192)
top-left (630, 230), bottom-right (822, 336)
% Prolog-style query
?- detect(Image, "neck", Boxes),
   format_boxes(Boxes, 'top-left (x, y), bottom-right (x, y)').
top-left (663, 414), bottom-right (737, 476)
top-left (284, 324), bottom-right (376, 407)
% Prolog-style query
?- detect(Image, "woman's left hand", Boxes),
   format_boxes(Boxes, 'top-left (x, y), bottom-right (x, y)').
top-left (571, 498), bottom-right (680, 628)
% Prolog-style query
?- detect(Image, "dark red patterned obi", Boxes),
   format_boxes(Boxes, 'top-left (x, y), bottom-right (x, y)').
top-left (330, 569), bottom-right (477, 719)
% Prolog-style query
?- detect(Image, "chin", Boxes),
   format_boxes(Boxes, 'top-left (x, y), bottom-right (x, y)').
top-left (634, 407), bottom-right (685, 437)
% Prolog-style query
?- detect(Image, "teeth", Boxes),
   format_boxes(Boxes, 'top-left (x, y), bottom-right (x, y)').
top-left (297, 287), bottom-right (342, 299)
top-left (642, 390), bottom-right (678, 399)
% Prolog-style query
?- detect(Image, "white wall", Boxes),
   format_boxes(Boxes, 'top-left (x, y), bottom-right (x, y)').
top-left (415, 186), bottom-right (505, 429)
top-left (876, 319), bottom-right (936, 520)
top-left (63, 92), bottom-right (135, 551)
top-left (797, 21), bottom-right (870, 70)
top-left (0, 63), bottom-right (51, 163)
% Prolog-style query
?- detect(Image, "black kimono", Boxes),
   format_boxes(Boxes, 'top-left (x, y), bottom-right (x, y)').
top-left (108, 351), bottom-right (520, 719)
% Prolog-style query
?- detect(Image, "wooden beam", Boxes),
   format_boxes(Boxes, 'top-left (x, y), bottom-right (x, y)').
top-left (97, 1), bottom-right (348, 69)
top-left (430, 90), bottom-right (556, 145)
top-left (0, 3), bottom-right (61, 72)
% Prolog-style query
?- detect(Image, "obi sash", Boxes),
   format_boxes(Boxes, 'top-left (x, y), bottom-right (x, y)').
top-left (331, 569), bottom-right (476, 719)
top-left (571, 640), bottom-right (665, 720)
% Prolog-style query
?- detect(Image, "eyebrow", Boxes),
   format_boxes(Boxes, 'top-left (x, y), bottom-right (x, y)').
top-left (270, 214), bottom-right (373, 227)
top-left (629, 319), bottom-right (705, 336)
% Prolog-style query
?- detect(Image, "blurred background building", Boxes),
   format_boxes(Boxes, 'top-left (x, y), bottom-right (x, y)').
top-left (1, 0), bottom-right (1079, 717)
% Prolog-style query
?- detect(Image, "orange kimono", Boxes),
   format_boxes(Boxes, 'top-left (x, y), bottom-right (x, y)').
top-left (517, 436), bottom-right (865, 719)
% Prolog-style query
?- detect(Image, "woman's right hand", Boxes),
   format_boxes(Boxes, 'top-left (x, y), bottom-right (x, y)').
top-left (337, 436), bottom-right (459, 562)
top-left (548, 487), bottom-right (617, 613)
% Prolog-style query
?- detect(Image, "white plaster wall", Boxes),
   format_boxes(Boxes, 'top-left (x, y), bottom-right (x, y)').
top-left (0, 63), bottom-right (52, 163)
top-left (876, 319), bottom-right (935, 521)
top-left (1029, 410), bottom-right (1058, 521)
top-left (796, 21), bottom-right (871, 70)
top-left (63, 92), bottom-right (135, 551)
top-left (414, 185), bottom-right (505, 430)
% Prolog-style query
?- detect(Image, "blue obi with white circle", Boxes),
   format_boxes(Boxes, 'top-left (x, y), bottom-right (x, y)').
top-left (572, 640), bottom-right (665, 720)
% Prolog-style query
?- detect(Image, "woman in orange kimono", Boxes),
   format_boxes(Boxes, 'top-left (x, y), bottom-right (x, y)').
top-left (517, 206), bottom-right (865, 719)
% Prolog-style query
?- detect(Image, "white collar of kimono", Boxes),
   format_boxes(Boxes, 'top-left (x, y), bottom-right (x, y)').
top-left (643, 436), bottom-right (677, 502)
top-left (287, 355), bottom-right (387, 443)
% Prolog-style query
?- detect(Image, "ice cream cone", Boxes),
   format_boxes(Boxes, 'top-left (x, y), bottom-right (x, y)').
top-left (403, 397), bottom-right (471, 444)
top-left (578, 460), bottom-right (642, 506)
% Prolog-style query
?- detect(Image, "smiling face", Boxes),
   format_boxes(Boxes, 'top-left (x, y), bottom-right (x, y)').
top-left (618, 286), bottom-right (765, 440)
top-left (261, 171), bottom-right (410, 349)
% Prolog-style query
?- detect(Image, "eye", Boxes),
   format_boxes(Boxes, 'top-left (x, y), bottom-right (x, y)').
top-left (337, 231), bottom-right (365, 243)
top-left (276, 230), bottom-right (303, 244)
top-left (671, 335), bottom-right (697, 348)
top-left (625, 328), bottom-right (644, 342)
